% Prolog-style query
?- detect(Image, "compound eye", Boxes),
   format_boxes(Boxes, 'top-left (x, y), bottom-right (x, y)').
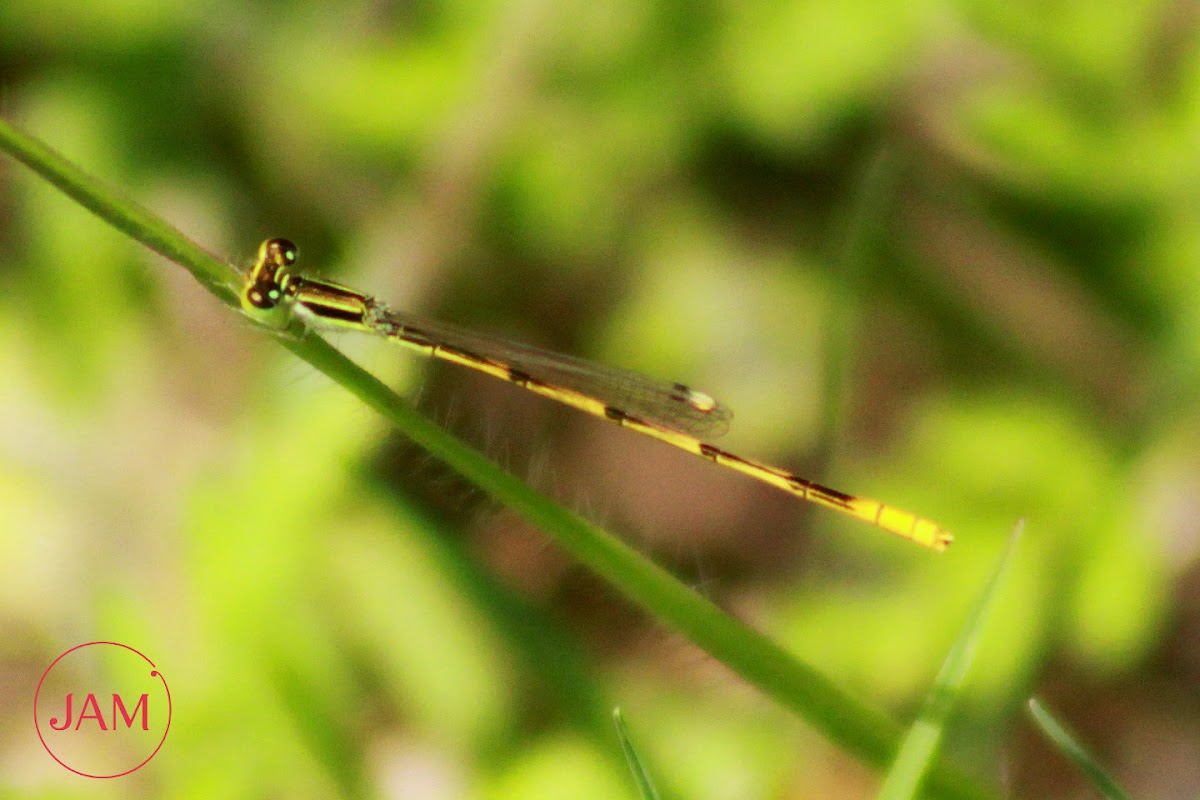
top-left (264, 237), bottom-right (298, 266)
top-left (244, 280), bottom-right (283, 310)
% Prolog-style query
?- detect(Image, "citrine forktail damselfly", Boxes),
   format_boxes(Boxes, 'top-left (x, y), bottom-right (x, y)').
top-left (240, 238), bottom-right (951, 551)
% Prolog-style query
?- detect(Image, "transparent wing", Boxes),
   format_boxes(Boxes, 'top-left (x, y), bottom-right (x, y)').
top-left (360, 305), bottom-right (733, 438)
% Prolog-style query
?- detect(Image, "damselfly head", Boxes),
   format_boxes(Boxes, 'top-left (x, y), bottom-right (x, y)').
top-left (241, 238), bottom-right (299, 315)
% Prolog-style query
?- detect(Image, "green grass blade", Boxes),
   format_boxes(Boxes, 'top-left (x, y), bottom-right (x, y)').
top-left (0, 117), bottom-right (239, 304)
top-left (613, 708), bottom-right (661, 800)
top-left (1027, 698), bottom-right (1132, 800)
top-left (0, 116), bottom-right (996, 800)
top-left (875, 521), bottom-right (1024, 800)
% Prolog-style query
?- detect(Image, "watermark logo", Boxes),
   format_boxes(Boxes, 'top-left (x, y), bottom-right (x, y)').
top-left (34, 641), bottom-right (172, 778)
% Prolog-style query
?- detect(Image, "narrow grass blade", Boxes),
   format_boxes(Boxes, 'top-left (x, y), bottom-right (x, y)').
top-left (613, 708), bottom-right (661, 800)
top-left (1027, 698), bottom-right (1132, 800)
top-left (875, 521), bottom-right (1024, 800)
top-left (0, 118), bottom-right (239, 302)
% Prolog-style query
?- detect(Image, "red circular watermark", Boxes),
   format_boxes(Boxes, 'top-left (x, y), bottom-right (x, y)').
top-left (34, 641), bottom-right (172, 778)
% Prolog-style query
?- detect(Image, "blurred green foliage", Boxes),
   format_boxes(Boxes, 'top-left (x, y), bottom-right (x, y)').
top-left (2, 0), bottom-right (1198, 797)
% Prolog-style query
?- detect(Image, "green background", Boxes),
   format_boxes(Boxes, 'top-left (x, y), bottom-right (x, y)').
top-left (0, 0), bottom-right (1195, 797)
